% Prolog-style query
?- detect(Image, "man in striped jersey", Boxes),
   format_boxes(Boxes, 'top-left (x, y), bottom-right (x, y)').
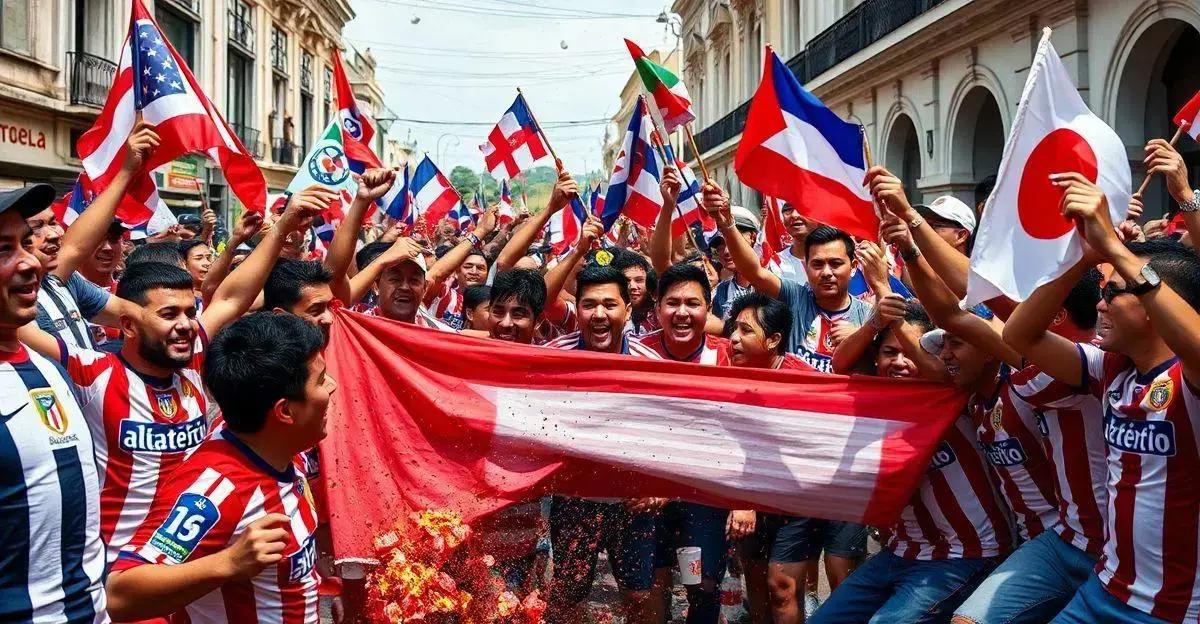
top-left (0, 185), bottom-right (109, 623)
top-left (544, 265), bottom-right (663, 624)
top-left (1005, 175), bottom-right (1200, 623)
top-left (812, 310), bottom-right (1013, 624)
top-left (18, 186), bottom-right (332, 565)
top-left (422, 205), bottom-right (495, 330)
top-left (106, 312), bottom-right (334, 623)
top-left (31, 124), bottom-right (159, 352)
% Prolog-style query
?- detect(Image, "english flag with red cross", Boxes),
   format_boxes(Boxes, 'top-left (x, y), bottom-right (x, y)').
top-left (965, 28), bottom-right (1130, 307)
top-left (320, 310), bottom-right (968, 563)
top-left (76, 0), bottom-right (265, 222)
top-left (480, 93), bottom-right (550, 181)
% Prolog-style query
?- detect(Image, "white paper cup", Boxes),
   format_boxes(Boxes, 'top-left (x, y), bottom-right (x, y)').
top-left (676, 546), bottom-right (702, 585)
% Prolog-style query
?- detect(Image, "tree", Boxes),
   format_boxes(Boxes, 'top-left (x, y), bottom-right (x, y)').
top-left (448, 166), bottom-right (479, 199)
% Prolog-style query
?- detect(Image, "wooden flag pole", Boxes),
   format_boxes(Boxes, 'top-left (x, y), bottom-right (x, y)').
top-left (641, 95), bottom-right (703, 253)
top-left (684, 124), bottom-right (712, 183)
top-left (1134, 123), bottom-right (1188, 197)
top-left (860, 124), bottom-right (875, 169)
top-left (516, 87), bottom-right (562, 170)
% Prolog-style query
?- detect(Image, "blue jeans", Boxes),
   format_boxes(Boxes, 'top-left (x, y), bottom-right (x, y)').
top-left (548, 497), bottom-right (661, 603)
top-left (1050, 575), bottom-right (1172, 623)
top-left (955, 530), bottom-right (1098, 623)
top-left (809, 550), bottom-right (999, 624)
top-left (657, 502), bottom-right (730, 624)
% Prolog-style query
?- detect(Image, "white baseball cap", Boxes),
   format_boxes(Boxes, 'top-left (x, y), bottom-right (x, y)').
top-left (919, 328), bottom-right (946, 356)
top-left (729, 205), bottom-right (761, 232)
top-left (916, 196), bottom-right (976, 235)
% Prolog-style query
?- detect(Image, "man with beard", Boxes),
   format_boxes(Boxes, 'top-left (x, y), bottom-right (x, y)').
top-left (31, 123), bottom-right (159, 350)
top-left (0, 184), bottom-right (109, 623)
top-left (543, 265), bottom-right (662, 624)
top-left (18, 185), bottom-right (330, 563)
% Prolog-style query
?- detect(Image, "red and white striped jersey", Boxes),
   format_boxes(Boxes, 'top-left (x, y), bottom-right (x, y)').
top-left (1078, 343), bottom-right (1200, 621)
top-left (968, 367), bottom-right (1061, 541)
top-left (426, 279), bottom-right (465, 330)
top-left (56, 333), bottom-right (209, 564)
top-left (886, 414), bottom-right (1014, 561)
top-left (361, 305), bottom-right (457, 332)
top-left (544, 331), bottom-right (661, 358)
top-left (1009, 363), bottom-right (1108, 557)
top-left (774, 353), bottom-right (819, 372)
top-left (536, 299), bottom-right (578, 344)
top-left (114, 428), bottom-right (321, 624)
top-left (637, 331), bottom-right (732, 365)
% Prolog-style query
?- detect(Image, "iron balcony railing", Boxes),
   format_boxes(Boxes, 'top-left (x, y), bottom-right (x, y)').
top-left (272, 138), bottom-right (298, 166)
top-left (687, 0), bottom-right (945, 159)
top-left (230, 123), bottom-right (263, 159)
top-left (67, 51), bottom-right (117, 108)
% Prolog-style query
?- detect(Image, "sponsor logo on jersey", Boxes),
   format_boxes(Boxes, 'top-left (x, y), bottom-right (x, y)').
top-left (150, 492), bottom-right (221, 563)
top-left (983, 438), bottom-right (1027, 467)
top-left (1104, 413), bottom-right (1176, 457)
top-left (30, 388), bottom-right (68, 434)
top-left (287, 534), bottom-right (319, 583)
top-left (929, 442), bottom-right (957, 471)
top-left (119, 418), bottom-right (207, 453)
top-left (1143, 379), bottom-right (1173, 411)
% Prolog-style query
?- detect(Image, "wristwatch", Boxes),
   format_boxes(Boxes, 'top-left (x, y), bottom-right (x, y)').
top-left (1179, 190), bottom-right (1200, 213)
top-left (1127, 263), bottom-right (1161, 296)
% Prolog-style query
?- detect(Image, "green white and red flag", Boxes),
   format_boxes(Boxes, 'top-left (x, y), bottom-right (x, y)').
top-left (625, 38), bottom-right (695, 133)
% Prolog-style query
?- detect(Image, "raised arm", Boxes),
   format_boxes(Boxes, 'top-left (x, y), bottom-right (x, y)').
top-left (327, 168), bottom-right (395, 303)
top-left (544, 216), bottom-right (602, 307)
top-left (496, 171), bottom-right (575, 271)
top-left (1144, 138), bottom-right (1198, 232)
top-left (701, 181), bottom-right (781, 298)
top-left (649, 167), bottom-right (682, 275)
top-left (425, 206), bottom-right (497, 290)
top-left (53, 123), bottom-right (160, 281)
top-left (1057, 171), bottom-right (1200, 382)
top-left (346, 237), bottom-right (426, 305)
top-left (831, 240), bottom-right (893, 372)
top-left (200, 210), bottom-right (264, 305)
top-left (200, 186), bottom-right (333, 336)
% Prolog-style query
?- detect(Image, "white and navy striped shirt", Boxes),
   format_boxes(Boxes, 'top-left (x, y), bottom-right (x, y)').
top-left (0, 345), bottom-right (108, 623)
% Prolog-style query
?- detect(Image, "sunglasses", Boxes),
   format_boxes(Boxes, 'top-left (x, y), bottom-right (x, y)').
top-left (1102, 281), bottom-right (1134, 304)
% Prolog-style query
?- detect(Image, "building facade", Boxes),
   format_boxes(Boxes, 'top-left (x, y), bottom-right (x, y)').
top-left (0, 0), bottom-right (397, 222)
top-left (674, 0), bottom-right (1199, 216)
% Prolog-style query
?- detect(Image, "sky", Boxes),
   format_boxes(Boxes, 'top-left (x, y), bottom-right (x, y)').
top-left (342, 0), bottom-right (676, 176)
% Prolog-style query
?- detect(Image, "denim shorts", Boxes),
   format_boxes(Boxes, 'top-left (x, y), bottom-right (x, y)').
top-left (657, 502), bottom-right (731, 582)
top-left (548, 496), bottom-right (661, 602)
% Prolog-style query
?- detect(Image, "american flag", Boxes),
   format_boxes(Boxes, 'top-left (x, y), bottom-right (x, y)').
top-left (75, 0), bottom-right (265, 224)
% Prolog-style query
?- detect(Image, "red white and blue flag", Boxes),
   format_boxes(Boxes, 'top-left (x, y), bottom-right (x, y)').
top-left (600, 97), bottom-right (663, 231)
top-left (50, 174), bottom-right (97, 226)
top-left (1173, 89), bottom-right (1200, 141)
top-left (332, 48), bottom-right (382, 171)
top-left (410, 155), bottom-right (461, 227)
top-left (498, 180), bottom-right (517, 225)
top-left (481, 93), bottom-right (549, 181)
top-left (758, 195), bottom-right (789, 269)
top-left (383, 163), bottom-right (415, 228)
top-left (734, 47), bottom-right (875, 241)
top-left (662, 141), bottom-right (714, 238)
top-left (76, 0), bottom-right (266, 223)
top-left (547, 193), bottom-right (588, 256)
top-left (322, 310), bottom-right (968, 562)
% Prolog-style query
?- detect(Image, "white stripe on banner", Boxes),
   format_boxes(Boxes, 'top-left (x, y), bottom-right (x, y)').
top-left (765, 111), bottom-right (871, 201)
top-left (481, 386), bottom-right (895, 520)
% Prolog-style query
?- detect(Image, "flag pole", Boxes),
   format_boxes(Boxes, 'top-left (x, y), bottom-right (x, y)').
top-left (684, 124), bottom-right (712, 183)
top-left (643, 95), bottom-right (701, 253)
top-left (516, 87), bottom-right (562, 170)
top-left (860, 124), bottom-right (875, 169)
top-left (1133, 122), bottom-right (1188, 198)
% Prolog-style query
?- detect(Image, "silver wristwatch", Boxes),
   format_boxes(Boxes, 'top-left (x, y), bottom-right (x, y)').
top-left (1180, 190), bottom-right (1200, 213)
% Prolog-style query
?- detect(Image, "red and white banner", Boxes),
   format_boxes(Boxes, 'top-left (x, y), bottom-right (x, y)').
top-left (322, 309), bottom-right (967, 562)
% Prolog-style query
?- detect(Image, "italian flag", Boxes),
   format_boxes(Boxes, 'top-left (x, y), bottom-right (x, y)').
top-left (625, 38), bottom-right (695, 133)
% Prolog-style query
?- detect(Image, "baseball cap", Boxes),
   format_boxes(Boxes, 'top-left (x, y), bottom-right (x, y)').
top-left (0, 184), bottom-right (55, 219)
top-left (919, 328), bottom-right (946, 356)
top-left (914, 195), bottom-right (976, 235)
top-left (730, 205), bottom-right (760, 232)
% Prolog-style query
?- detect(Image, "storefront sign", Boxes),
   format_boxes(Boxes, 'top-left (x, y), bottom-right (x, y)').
top-left (0, 122), bottom-right (47, 150)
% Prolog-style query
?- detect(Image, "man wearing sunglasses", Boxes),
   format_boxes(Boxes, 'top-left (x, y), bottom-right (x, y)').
top-left (1004, 173), bottom-right (1200, 624)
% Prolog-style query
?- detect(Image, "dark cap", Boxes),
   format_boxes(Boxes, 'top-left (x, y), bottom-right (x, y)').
top-left (0, 184), bottom-right (55, 219)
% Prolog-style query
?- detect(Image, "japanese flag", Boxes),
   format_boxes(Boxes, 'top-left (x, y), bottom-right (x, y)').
top-left (965, 28), bottom-right (1129, 307)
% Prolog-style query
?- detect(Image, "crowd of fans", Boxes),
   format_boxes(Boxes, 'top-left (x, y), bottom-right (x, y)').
top-left (2, 121), bottom-right (1200, 624)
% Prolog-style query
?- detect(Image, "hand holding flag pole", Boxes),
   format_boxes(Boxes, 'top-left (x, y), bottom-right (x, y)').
top-left (1133, 122), bottom-right (1188, 198)
top-left (645, 104), bottom-right (702, 253)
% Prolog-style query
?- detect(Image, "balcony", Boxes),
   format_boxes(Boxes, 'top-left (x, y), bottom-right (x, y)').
top-left (67, 51), bottom-right (117, 108)
top-left (687, 0), bottom-right (946, 159)
top-left (272, 139), bottom-right (298, 166)
top-left (230, 123), bottom-right (263, 159)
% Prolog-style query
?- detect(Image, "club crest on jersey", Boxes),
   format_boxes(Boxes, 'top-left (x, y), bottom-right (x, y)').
top-left (1143, 379), bottom-right (1173, 411)
top-left (30, 388), bottom-right (67, 435)
top-left (155, 392), bottom-right (180, 419)
top-left (1105, 413), bottom-right (1176, 457)
top-left (149, 492), bottom-right (221, 563)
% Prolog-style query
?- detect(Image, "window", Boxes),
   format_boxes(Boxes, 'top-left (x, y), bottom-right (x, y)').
top-left (227, 48), bottom-right (256, 153)
top-left (156, 0), bottom-right (198, 72)
top-left (1, 0), bottom-right (31, 54)
top-left (270, 24), bottom-right (287, 74)
top-left (300, 93), bottom-right (313, 154)
top-left (323, 65), bottom-right (333, 125)
top-left (227, 0), bottom-right (253, 52)
top-left (300, 50), bottom-right (313, 93)
top-left (271, 74), bottom-right (286, 142)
